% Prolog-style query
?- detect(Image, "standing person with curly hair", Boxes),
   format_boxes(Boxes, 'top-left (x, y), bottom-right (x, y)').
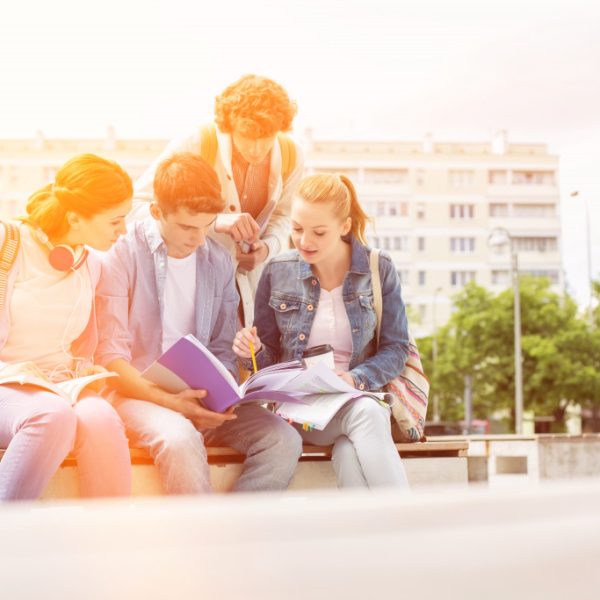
top-left (131, 75), bottom-right (304, 326)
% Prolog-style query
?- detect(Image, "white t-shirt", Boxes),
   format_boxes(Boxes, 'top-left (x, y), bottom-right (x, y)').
top-left (161, 252), bottom-right (197, 353)
top-left (306, 285), bottom-right (353, 371)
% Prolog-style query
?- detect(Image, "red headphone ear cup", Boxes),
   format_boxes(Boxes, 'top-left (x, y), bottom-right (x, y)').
top-left (48, 246), bottom-right (76, 271)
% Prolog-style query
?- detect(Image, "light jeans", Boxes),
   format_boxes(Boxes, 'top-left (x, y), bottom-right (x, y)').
top-left (0, 385), bottom-right (132, 501)
top-left (114, 398), bottom-right (303, 494)
top-left (298, 396), bottom-right (409, 489)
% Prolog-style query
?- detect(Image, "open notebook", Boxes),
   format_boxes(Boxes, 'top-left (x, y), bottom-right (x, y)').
top-left (143, 335), bottom-right (306, 412)
top-left (0, 371), bottom-right (118, 405)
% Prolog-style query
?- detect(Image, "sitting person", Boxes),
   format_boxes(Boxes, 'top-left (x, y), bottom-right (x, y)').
top-left (95, 152), bottom-right (302, 494)
top-left (130, 74), bottom-right (304, 326)
top-left (0, 154), bottom-right (133, 501)
top-left (233, 174), bottom-right (410, 489)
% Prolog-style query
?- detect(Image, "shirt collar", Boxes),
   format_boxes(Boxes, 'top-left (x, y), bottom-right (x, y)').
top-left (141, 217), bottom-right (209, 259)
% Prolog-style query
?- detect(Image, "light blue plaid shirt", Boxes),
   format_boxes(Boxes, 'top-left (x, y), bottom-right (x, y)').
top-left (95, 218), bottom-right (239, 380)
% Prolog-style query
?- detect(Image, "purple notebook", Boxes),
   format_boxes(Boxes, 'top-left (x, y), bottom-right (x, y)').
top-left (143, 335), bottom-right (305, 412)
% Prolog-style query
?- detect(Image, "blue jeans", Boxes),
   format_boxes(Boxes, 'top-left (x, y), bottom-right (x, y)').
top-left (114, 398), bottom-right (303, 494)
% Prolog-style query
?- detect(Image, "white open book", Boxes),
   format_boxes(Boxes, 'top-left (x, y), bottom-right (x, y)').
top-left (0, 372), bottom-right (118, 406)
top-left (271, 363), bottom-right (390, 430)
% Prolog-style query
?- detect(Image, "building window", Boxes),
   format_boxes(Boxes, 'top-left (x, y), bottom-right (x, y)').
top-left (371, 236), bottom-right (380, 248)
top-left (418, 271), bottom-right (426, 286)
top-left (418, 304), bottom-right (427, 321)
top-left (448, 170), bottom-right (476, 187)
top-left (489, 170), bottom-right (508, 184)
top-left (512, 170), bottom-right (555, 185)
top-left (451, 271), bottom-right (476, 287)
top-left (489, 203), bottom-right (509, 217)
top-left (521, 269), bottom-right (560, 285)
top-left (374, 200), bottom-right (408, 217)
top-left (417, 237), bottom-right (425, 251)
top-left (513, 204), bottom-right (555, 217)
top-left (491, 270), bottom-right (510, 285)
top-left (416, 203), bottom-right (426, 220)
top-left (393, 236), bottom-right (409, 251)
top-left (382, 237), bottom-right (391, 251)
top-left (397, 270), bottom-right (409, 284)
top-left (450, 237), bottom-right (475, 253)
top-left (363, 169), bottom-right (409, 184)
top-left (450, 204), bottom-right (475, 219)
top-left (513, 237), bottom-right (558, 252)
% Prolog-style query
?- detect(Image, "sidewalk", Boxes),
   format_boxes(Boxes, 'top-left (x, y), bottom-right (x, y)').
top-left (1, 479), bottom-right (599, 599)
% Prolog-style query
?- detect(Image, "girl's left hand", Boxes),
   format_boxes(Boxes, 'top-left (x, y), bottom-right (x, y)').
top-left (79, 365), bottom-right (109, 393)
top-left (334, 370), bottom-right (356, 388)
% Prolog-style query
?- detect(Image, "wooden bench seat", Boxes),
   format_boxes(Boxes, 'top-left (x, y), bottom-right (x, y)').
top-left (0, 438), bottom-right (469, 497)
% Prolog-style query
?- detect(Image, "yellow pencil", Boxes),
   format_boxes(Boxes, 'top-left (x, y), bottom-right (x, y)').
top-left (249, 340), bottom-right (258, 374)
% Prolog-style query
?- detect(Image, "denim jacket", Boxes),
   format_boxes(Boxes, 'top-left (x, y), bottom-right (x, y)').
top-left (253, 235), bottom-right (410, 392)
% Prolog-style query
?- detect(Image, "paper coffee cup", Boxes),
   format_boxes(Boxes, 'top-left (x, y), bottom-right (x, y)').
top-left (302, 344), bottom-right (335, 369)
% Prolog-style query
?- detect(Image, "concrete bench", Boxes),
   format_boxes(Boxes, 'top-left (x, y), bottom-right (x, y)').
top-left (0, 438), bottom-right (469, 498)
top-left (441, 433), bottom-right (600, 484)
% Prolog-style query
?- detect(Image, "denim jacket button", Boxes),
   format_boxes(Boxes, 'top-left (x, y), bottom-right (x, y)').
top-left (307, 304), bottom-right (314, 311)
top-left (311, 279), bottom-right (317, 286)
top-left (299, 333), bottom-right (306, 341)
top-left (359, 383), bottom-right (365, 390)
top-left (280, 303), bottom-right (287, 310)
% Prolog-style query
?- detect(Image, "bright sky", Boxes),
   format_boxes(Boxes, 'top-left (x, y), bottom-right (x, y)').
top-left (1, 0), bottom-right (599, 304)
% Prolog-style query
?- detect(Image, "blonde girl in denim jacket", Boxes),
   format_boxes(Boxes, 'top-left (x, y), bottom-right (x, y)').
top-left (233, 174), bottom-right (409, 489)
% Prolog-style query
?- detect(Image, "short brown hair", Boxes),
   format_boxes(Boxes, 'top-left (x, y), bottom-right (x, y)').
top-left (214, 74), bottom-right (297, 138)
top-left (153, 152), bottom-right (225, 214)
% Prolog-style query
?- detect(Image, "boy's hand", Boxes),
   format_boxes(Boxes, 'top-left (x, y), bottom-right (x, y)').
top-left (233, 326), bottom-right (262, 359)
top-left (236, 241), bottom-right (269, 272)
top-left (171, 388), bottom-right (237, 429)
top-left (215, 213), bottom-right (260, 244)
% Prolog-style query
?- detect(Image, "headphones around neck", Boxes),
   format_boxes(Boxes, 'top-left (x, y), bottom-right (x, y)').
top-left (34, 228), bottom-right (89, 272)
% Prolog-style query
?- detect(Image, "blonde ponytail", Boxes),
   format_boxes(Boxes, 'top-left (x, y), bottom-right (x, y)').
top-left (296, 173), bottom-right (372, 245)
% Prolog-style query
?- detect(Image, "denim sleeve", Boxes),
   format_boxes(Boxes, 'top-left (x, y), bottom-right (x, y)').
top-left (208, 257), bottom-right (240, 382)
top-left (349, 253), bottom-right (410, 391)
top-left (252, 263), bottom-right (281, 369)
top-left (94, 239), bottom-right (135, 367)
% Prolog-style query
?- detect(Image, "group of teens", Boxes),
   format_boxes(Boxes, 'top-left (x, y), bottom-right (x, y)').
top-left (0, 75), bottom-right (411, 501)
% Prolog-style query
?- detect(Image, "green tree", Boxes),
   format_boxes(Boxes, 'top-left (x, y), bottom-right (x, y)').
top-left (418, 276), bottom-right (600, 429)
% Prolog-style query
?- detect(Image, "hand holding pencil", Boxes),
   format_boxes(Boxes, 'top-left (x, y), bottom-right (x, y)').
top-left (232, 326), bottom-right (263, 367)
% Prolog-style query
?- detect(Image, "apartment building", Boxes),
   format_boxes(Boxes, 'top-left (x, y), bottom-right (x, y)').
top-left (304, 131), bottom-right (562, 336)
top-left (0, 129), bottom-right (165, 218)
top-left (0, 129), bottom-right (562, 336)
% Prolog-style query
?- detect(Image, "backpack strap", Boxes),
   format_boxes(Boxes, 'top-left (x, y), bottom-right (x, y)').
top-left (277, 133), bottom-right (297, 182)
top-left (199, 123), bottom-right (219, 166)
top-left (369, 247), bottom-right (383, 345)
top-left (0, 222), bottom-right (20, 311)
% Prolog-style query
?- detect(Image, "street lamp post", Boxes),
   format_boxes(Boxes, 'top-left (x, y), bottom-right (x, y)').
top-left (431, 287), bottom-right (443, 423)
top-left (489, 227), bottom-right (524, 434)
